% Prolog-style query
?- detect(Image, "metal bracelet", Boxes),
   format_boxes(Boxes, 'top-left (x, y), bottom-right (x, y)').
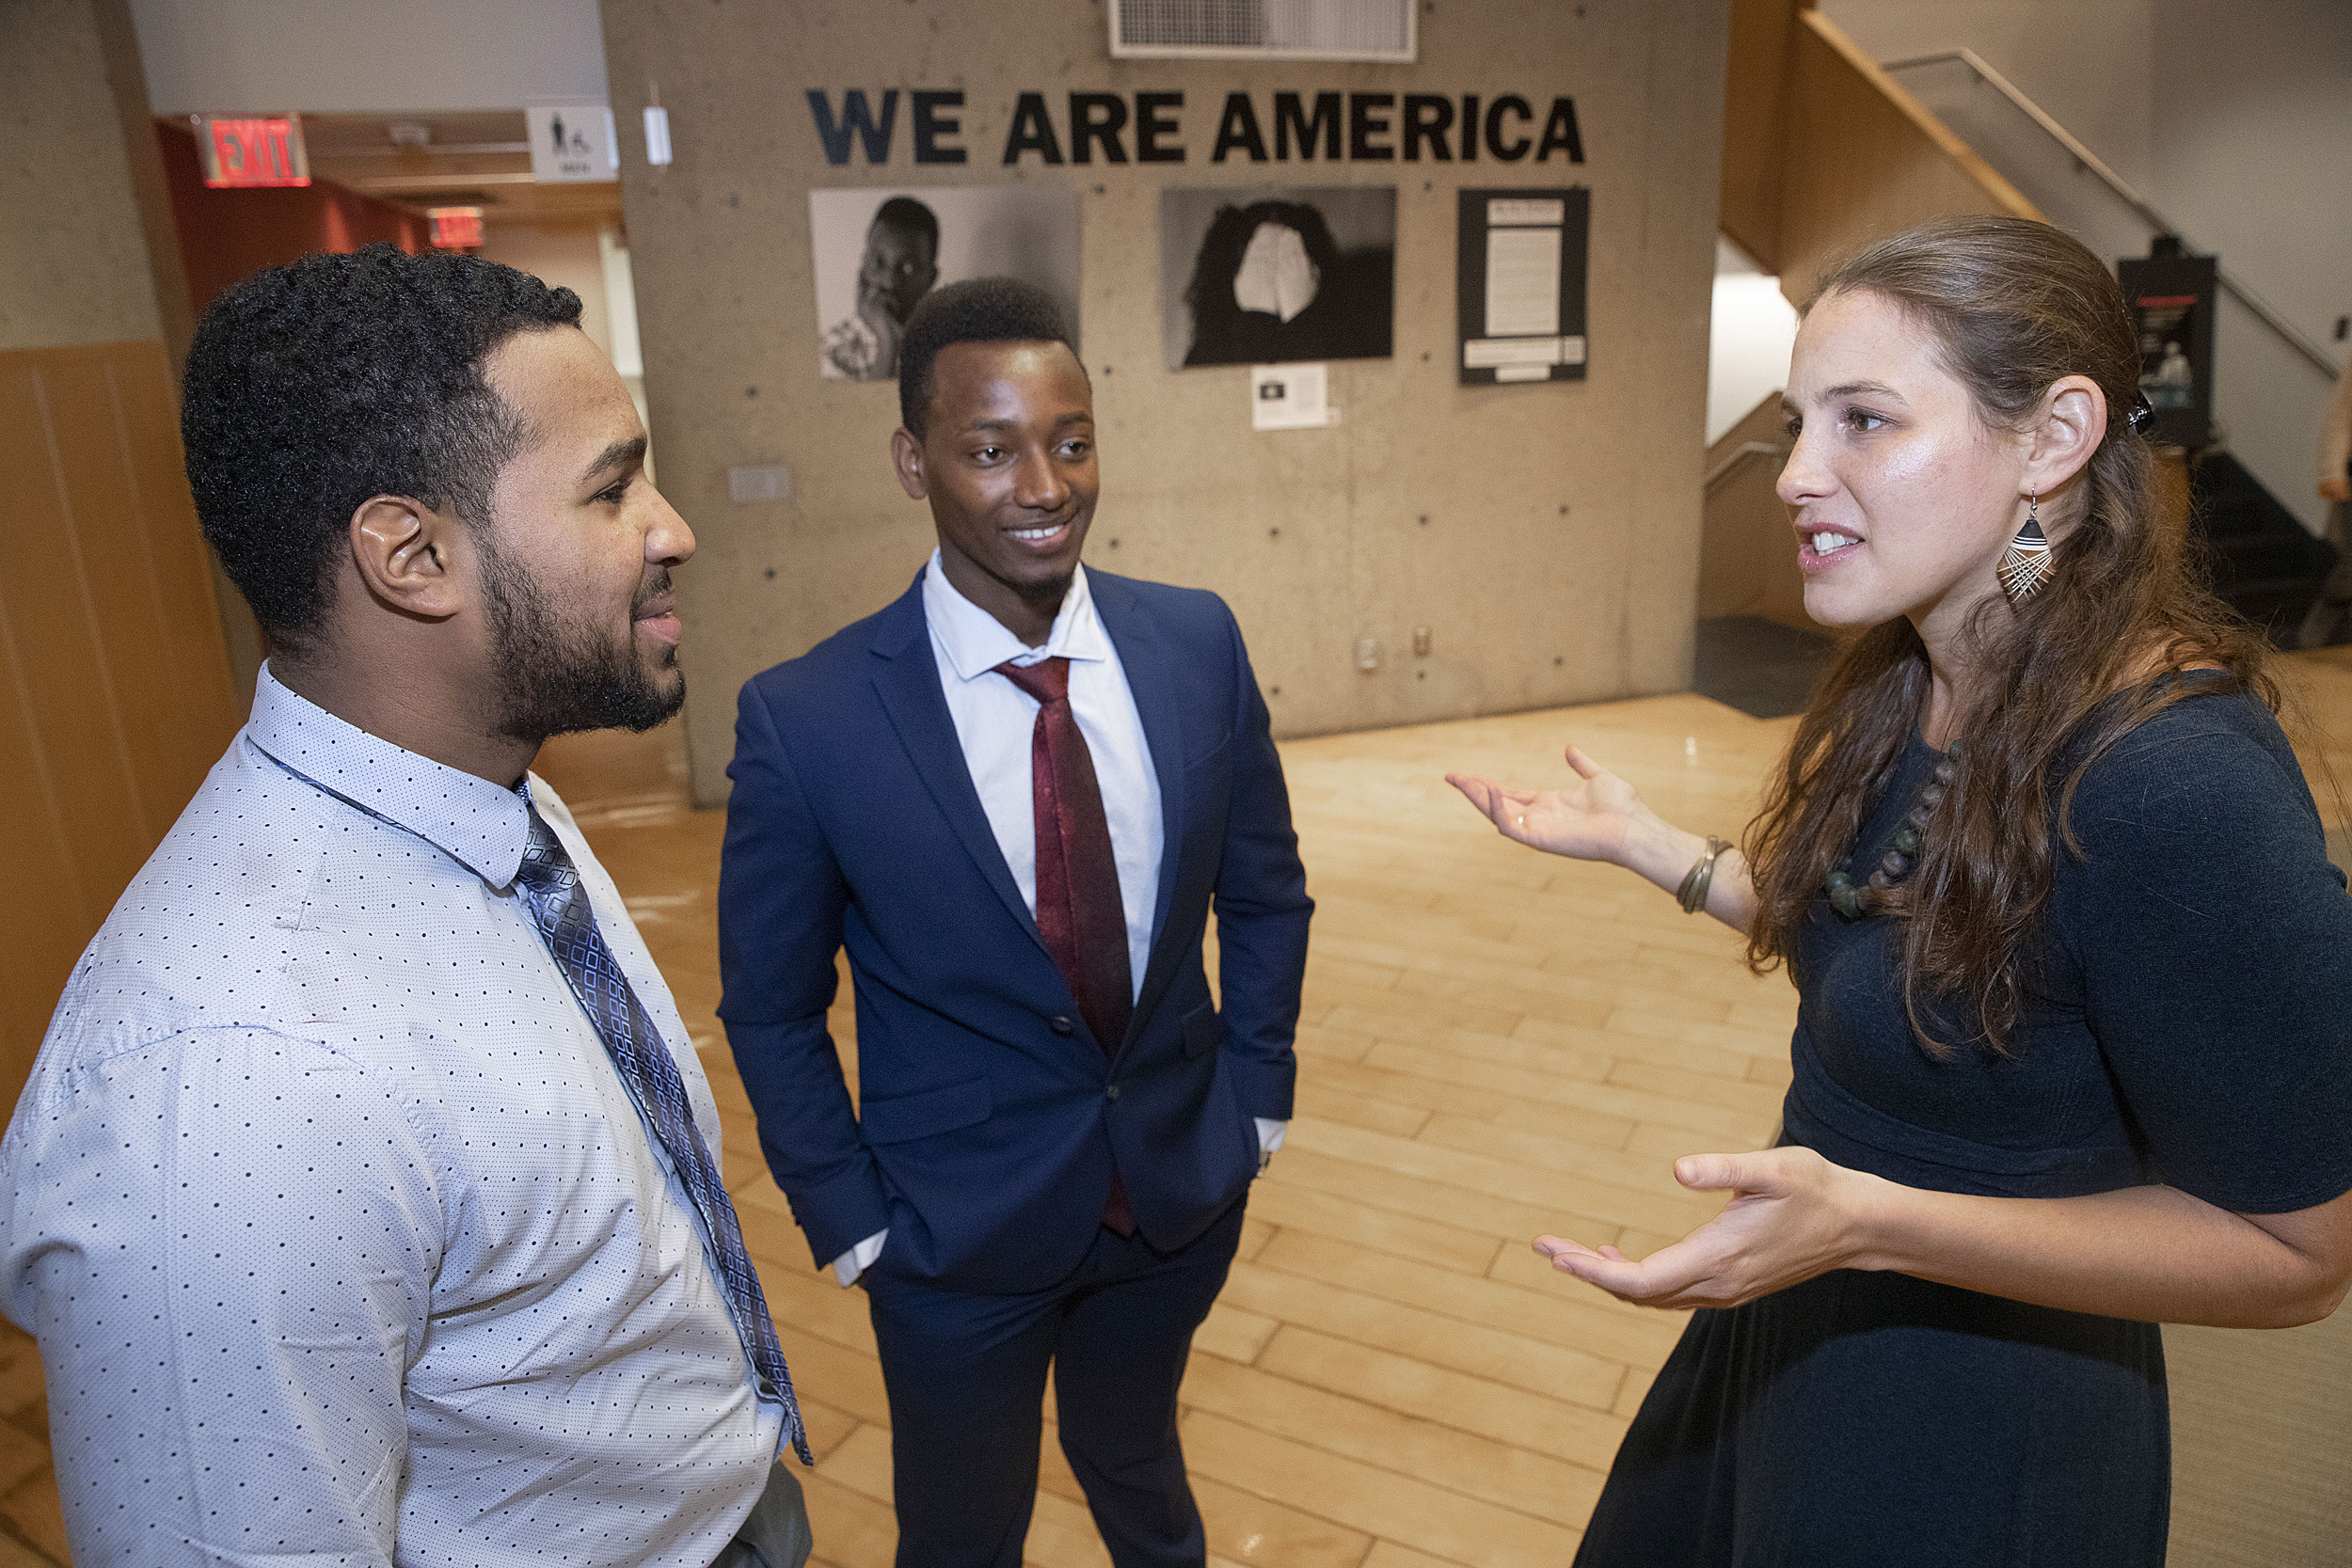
top-left (1677, 835), bottom-right (1730, 914)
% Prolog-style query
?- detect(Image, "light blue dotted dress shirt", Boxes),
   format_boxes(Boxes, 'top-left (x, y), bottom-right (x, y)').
top-left (0, 666), bottom-right (786, 1565)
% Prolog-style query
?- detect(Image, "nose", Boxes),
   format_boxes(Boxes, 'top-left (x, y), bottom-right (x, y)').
top-left (1775, 425), bottom-right (1831, 509)
top-left (1010, 447), bottom-right (1068, 514)
top-left (644, 485), bottom-right (696, 566)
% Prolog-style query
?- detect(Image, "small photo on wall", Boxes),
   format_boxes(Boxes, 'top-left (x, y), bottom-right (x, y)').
top-left (808, 184), bottom-right (1082, 382)
top-left (1160, 184), bottom-right (1396, 370)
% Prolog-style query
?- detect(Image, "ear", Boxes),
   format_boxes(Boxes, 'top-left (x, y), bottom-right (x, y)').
top-left (2024, 375), bottom-right (2107, 499)
top-left (889, 427), bottom-right (930, 501)
top-left (350, 496), bottom-right (469, 622)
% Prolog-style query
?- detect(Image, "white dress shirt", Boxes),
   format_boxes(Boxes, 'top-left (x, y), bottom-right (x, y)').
top-left (0, 667), bottom-right (784, 1567)
top-left (924, 549), bottom-right (1165, 988)
top-left (830, 555), bottom-right (1281, 1286)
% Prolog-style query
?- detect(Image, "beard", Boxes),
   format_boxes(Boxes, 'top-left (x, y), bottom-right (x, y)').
top-left (1012, 569), bottom-right (1075, 613)
top-left (479, 541), bottom-right (684, 743)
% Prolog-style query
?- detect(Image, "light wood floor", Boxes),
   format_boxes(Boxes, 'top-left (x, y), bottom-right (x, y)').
top-left (4, 648), bottom-right (2349, 1567)
top-left (528, 685), bottom-right (1803, 1568)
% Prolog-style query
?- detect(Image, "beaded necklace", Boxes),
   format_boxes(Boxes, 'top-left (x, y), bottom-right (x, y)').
top-left (1824, 747), bottom-right (1958, 921)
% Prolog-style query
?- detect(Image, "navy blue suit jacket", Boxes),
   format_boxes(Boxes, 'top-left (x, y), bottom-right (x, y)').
top-left (718, 569), bottom-right (1312, 1294)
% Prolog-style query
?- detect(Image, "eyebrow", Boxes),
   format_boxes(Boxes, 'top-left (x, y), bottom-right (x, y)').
top-left (958, 412), bottom-right (1094, 436)
top-left (1821, 381), bottom-right (1904, 403)
top-left (580, 435), bottom-right (647, 483)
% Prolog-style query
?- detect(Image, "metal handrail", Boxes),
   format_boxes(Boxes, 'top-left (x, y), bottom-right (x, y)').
top-left (1881, 47), bottom-right (2340, 380)
top-left (1705, 442), bottom-right (1786, 489)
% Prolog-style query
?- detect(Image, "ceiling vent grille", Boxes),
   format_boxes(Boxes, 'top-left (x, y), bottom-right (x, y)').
top-left (1110, 0), bottom-right (1417, 62)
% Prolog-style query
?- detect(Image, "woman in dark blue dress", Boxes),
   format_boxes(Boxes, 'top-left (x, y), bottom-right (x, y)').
top-left (1449, 215), bottom-right (2352, 1564)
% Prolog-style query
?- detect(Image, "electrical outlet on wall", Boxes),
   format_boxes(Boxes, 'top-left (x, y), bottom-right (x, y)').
top-left (1354, 636), bottom-right (1381, 672)
top-left (728, 465), bottom-right (792, 503)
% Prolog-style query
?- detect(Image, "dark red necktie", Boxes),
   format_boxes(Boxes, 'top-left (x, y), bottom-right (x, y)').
top-left (994, 656), bottom-right (1136, 1234)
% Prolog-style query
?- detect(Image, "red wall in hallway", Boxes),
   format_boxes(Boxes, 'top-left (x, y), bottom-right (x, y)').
top-left (158, 123), bottom-right (423, 316)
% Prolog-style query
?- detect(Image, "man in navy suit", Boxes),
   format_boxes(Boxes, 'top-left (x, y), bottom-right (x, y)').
top-left (719, 277), bottom-right (1311, 1568)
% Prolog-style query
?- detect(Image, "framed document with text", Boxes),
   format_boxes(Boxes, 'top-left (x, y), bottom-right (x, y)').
top-left (1455, 187), bottom-right (1588, 387)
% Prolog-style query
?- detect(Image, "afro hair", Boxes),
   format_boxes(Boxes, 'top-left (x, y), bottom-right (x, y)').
top-left (180, 243), bottom-right (582, 651)
top-left (896, 276), bottom-right (1081, 439)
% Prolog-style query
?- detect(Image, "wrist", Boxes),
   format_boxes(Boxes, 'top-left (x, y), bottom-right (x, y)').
top-left (1622, 813), bottom-right (1705, 892)
top-left (1835, 1164), bottom-right (1909, 1274)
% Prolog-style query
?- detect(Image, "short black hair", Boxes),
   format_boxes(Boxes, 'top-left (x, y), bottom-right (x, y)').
top-left (897, 276), bottom-right (1081, 439)
top-left (181, 243), bottom-right (582, 650)
top-left (870, 196), bottom-right (939, 253)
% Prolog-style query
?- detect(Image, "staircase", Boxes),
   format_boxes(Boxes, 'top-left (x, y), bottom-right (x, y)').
top-left (1717, 1), bottom-right (2344, 647)
top-left (1872, 46), bottom-right (2344, 641)
top-left (2190, 451), bottom-right (2339, 645)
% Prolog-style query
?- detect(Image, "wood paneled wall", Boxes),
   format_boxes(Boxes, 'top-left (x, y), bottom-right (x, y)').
top-left (1717, 0), bottom-right (1805, 273)
top-left (1718, 4), bottom-right (2039, 304)
top-left (1775, 11), bottom-right (2038, 298)
top-left (0, 339), bottom-right (241, 1101)
top-left (1698, 394), bottom-right (1810, 632)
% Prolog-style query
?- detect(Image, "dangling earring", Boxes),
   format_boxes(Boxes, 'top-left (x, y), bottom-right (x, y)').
top-left (1997, 491), bottom-right (2053, 603)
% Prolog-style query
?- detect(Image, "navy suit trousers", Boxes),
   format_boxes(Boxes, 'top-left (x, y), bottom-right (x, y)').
top-left (863, 1197), bottom-right (1248, 1568)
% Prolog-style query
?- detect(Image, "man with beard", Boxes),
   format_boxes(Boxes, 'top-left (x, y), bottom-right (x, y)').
top-left (0, 246), bottom-right (812, 1568)
top-left (720, 277), bottom-right (1311, 1568)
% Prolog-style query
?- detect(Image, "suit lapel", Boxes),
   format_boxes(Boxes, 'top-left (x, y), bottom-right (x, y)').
top-left (1092, 572), bottom-right (1190, 1049)
top-left (867, 578), bottom-right (1051, 959)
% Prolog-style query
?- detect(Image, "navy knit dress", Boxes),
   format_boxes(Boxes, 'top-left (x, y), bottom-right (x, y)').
top-left (1573, 687), bottom-right (2352, 1567)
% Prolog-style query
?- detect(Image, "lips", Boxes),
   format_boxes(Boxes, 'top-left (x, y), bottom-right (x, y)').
top-left (632, 582), bottom-right (681, 645)
top-left (1795, 526), bottom-right (1862, 573)
top-left (1004, 519), bottom-right (1073, 550)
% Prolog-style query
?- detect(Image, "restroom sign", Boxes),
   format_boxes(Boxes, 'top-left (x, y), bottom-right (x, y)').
top-left (193, 115), bottom-right (310, 187)
top-left (526, 103), bottom-right (618, 182)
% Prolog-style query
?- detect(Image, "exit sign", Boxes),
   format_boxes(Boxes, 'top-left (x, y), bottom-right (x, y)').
top-left (194, 115), bottom-right (310, 188)
top-left (429, 208), bottom-right (485, 249)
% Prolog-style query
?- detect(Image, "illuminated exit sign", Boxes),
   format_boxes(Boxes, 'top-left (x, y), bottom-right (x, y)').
top-left (193, 115), bottom-right (310, 188)
top-left (429, 208), bottom-right (485, 249)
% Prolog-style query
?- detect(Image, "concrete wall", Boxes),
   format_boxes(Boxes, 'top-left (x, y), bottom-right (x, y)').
top-left (2147, 0), bottom-right (2352, 384)
top-left (0, 0), bottom-right (170, 352)
top-left (1820, 0), bottom-right (2158, 189)
top-left (130, 0), bottom-right (609, 114)
top-left (600, 0), bottom-right (1732, 805)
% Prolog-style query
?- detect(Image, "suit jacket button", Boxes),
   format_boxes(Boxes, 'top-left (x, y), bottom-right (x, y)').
top-left (1105, 1083), bottom-right (1121, 1101)
top-left (1050, 1015), bottom-right (1075, 1037)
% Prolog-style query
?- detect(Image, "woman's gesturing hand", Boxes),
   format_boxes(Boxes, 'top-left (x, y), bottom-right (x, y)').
top-left (1445, 744), bottom-right (1647, 865)
top-left (1533, 1148), bottom-right (1882, 1311)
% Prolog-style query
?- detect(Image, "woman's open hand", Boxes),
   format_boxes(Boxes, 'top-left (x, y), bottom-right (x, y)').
top-left (1444, 744), bottom-right (1647, 865)
top-left (1532, 1147), bottom-right (1881, 1311)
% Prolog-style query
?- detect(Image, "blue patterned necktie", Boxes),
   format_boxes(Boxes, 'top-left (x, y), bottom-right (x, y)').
top-left (513, 805), bottom-right (811, 1465)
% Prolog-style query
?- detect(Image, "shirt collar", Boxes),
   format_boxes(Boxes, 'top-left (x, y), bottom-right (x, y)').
top-left (244, 662), bottom-right (535, 888)
top-left (921, 547), bottom-right (1110, 683)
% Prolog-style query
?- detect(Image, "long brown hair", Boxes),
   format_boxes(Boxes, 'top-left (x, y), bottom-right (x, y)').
top-left (1742, 215), bottom-right (2274, 1054)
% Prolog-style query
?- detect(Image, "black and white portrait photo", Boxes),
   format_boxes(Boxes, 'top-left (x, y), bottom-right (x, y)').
top-left (808, 184), bottom-right (1081, 381)
top-left (1159, 185), bottom-right (1396, 370)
